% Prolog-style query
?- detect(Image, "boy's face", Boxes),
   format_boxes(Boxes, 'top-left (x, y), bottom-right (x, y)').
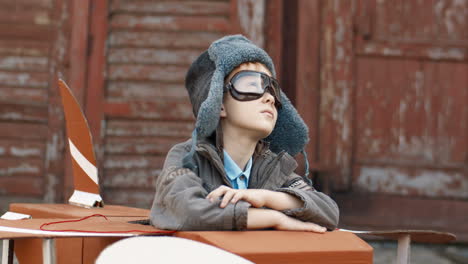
top-left (220, 62), bottom-right (278, 140)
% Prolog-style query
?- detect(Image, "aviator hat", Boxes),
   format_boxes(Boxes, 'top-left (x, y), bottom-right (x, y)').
top-left (184, 35), bottom-right (310, 175)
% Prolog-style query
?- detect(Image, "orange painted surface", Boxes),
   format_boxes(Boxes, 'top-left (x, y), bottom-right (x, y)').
top-left (10, 203), bottom-right (151, 264)
top-left (176, 230), bottom-right (373, 264)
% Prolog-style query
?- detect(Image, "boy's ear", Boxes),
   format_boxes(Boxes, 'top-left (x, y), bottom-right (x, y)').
top-left (220, 104), bottom-right (227, 117)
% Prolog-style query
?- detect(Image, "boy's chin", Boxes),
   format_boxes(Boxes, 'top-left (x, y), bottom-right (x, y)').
top-left (253, 127), bottom-right (274, 140)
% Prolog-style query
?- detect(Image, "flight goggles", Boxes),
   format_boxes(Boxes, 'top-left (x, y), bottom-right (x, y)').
top-left (224, 70), bottom-right (282, 109)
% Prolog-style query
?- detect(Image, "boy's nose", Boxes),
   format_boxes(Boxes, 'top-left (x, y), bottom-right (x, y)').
top-left (262, 91), bottom-right (275, 105)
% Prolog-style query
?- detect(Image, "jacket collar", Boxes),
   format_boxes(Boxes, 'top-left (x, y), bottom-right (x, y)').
top-left (195, 138), bottom-right (297, 189)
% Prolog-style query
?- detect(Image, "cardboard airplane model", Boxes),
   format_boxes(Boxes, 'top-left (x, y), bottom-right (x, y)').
top-left (58, 79), bottom-right (103, 208)
top-left (0, 79), bottom-right (457, 264)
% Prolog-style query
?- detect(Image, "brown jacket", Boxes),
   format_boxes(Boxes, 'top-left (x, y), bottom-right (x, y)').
top-left (150, 139), bottom-right (339, 231)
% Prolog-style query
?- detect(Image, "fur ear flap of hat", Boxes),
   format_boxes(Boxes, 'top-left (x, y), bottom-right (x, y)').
top-left (183, 35), bottom-right (309, 168)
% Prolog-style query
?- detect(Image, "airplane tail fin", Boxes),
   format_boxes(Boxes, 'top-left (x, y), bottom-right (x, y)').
top-left (58, 79), bottom-right (103, 208)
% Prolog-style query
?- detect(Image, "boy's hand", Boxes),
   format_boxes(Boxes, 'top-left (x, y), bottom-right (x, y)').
top-left (206, 185), bottom-right (269, 208)
top-left (275, 211), bottom-right (327, 233)
top-left (247, 208), bottom-right (326, 233)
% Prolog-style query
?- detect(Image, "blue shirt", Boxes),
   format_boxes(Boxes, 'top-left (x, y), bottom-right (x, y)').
top-left (223, 150), bottom-right (252, 189)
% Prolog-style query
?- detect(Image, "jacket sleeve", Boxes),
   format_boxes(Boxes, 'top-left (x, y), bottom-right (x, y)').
top-left (149, 142), bottom-right (250, 231)
top-left (275, 172), bottom-right (340, 230)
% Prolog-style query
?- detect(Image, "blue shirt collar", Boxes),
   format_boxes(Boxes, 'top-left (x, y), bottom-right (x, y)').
top-left (223, 150), bottom-right (252, 181)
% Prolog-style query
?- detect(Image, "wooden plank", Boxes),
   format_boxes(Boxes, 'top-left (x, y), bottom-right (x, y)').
top-left (355, 57), bottom-right (468, 165)
top-left (0, 104), bottom-right (48, 122)
top-left (0, 0), bottom-right (53, 9)
top-left (264, 0), bottom-right (283, 80)
top-left (355, 40), bottom-right (468, 61)
top-left (103, 188), bottom-right (155, 209)
top-left (108, 31), bottom-right (223, 48)
top-left (0, 24), bottom-right (53, 40)
top-left (0, 56), bottom-right (48, 71)
top-left (0, 87), bottom-right (48, 104)
top-left (0, 139), bottom-right (45, 158)
top-left (108, 48), bottom-right (201, 65)
top-left (102, 168), bottom-right (161, 188)
top-left (0, 71), bottom-right (48, 88)
top-left (108, 64), bottom-right (187, 82)
top-left (295, 0), bottom-right (321, 172)
top-left (85, 0), bottom-right (108, 202)
top-left (335, 192), bottom-right (468, 242)
top-left (106, 120), bottom-right (194, 137)
top-left (42, 0), bottom-right (71, 203)
top-left (0, 9), bottom-right (52, 25)
top-left (0, 158), bottom-right (44, 178)
top-left (103, 99), bottom-right (194, 121)
top-left (110, 1), bottom-right (230, 16)
top-left (319, 0), bottom-right (355, 190)
top-left (235, 0), bottom-right (266, 47)
top-left (371, 0), bottom-right (468, 45)
top-left (105, 137), bottom-right (179, 155)
top-left (103, 155), bottom-right (165, 170)
top-left (0, 123), bottom-right (48, 139)
top-left (107, 81), bottom-right (187, 99)
top-left (68, 0), bottom-right (90, 105)
top-left (353, 165), bottom-right (468, 199)
top-left (0, 176), bottom-right (43, 196)
top-left (110, 14), bottom-right (230, 32)
top-left (0, 40), bottom-right (49, 56)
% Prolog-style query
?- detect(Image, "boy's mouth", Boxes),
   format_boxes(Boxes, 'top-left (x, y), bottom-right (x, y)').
top-left (261, 109), bottom-right (274, 119)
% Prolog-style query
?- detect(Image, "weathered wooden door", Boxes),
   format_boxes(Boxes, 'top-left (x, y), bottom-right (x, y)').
top-left (0, 0), bottom-right (72, 210)
top-left (311, 0), bottom-right (468, 240)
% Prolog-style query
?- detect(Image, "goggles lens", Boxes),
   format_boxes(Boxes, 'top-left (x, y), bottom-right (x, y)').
top-left (224, 71), bottom-right (282, 109)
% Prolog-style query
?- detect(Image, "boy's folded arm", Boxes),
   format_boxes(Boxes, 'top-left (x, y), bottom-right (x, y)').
top-left (150, 168), bottom-right (251, 231)
top-left (274, 173), bottom-right (340, 230)
top-left (150, 142), bottom-right (251, 231)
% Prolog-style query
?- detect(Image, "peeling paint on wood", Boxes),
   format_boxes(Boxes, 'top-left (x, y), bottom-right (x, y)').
top-left (105, 99), bottom-right (194, 121)
top-left (0, 104), bottom-right (48, 122)
top-left (104, 189), bottom-right (154, 209)
top-left (0, 177), bottom-right (43, 196)
top-left (0, 123), bottom-right (48, 139)
top-left (0, 71), bottom-right (48, 87)
top-left (0, 40), bottom-right (49, 57)
top-left (320, 0), bottom-right (355, 189)
top-left (356, 58), bottom-right (468, 166)
top-left (108, 48), bottom-right (201, 65)
top-left (0, 9), bottom-right (52, 25)
top-left (109, 32), bottom-right (223, 49)
top-left (103, 168), bottom-right (161, 188)
top-left (110, 14), bottom-right (230, 32)
top-left (106, 121), bottom-right (194, 137)
top-left (108, 65), bottom-right (186, 82)
top-left (356, 166), bottom-right (468, 199)
top-left (237, 0), bottom-right (265, 47)
top-left (0, 140), bottom-right (44, 158)
top-left (105, 137), bottom-right (177, 155)
top-left (0, 159), bottom-right (43, 177)
top-left (0, 56), bottom-right (48, 71)
top-left (0, 87), bottom-right (48, 104)
top-left (107, 81), bottom-right (187, 99)
top-left (110, 1), bottom-right (230, 16)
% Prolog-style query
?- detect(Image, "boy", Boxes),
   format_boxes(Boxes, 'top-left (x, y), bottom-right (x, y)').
top-left (150, 35), bottom-right (339, 232)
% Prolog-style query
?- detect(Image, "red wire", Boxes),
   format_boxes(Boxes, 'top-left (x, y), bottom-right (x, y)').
top-left (39, 214), bottom-right (175, 234)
